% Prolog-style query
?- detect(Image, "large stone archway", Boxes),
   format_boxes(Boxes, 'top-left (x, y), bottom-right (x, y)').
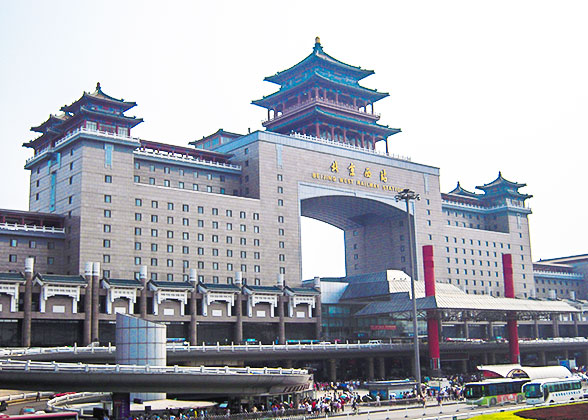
top-left (299, 183), bottom-right (416, 277)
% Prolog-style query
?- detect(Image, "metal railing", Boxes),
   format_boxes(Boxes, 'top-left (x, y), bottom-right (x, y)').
top-left (134, 148), bottom-right (241, 171)
top-left (289, 132), bottom-right (411, 162)
top-left (0, 222), bottom-right (65, 234)
top-left (0, 359), bottom-right (308, 375)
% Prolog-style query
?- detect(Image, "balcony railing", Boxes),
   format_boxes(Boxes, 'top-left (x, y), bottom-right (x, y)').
top-left (262, 97), bottom-right (380, 125)
top-left (134, 148), bottom-right (241, 171)
top-left (289, 132), bottom-right (411, 162)
top-left (0, 223), bottom-right (65, 234)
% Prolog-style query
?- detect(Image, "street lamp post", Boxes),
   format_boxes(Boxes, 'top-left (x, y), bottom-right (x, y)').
top-left (395, 188), bottom-right (421, 394)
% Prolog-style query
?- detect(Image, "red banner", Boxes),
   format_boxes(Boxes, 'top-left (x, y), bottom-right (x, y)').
top-left (370, 325), bottom-right (396, 330)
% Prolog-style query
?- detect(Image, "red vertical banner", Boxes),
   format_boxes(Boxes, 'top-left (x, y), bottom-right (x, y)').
top-left (423, 245), bottom-right (440, 369)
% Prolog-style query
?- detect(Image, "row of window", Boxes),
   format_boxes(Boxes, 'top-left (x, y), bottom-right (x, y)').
top-left (444, 237), bottom-right (519, 249)
top-left (7, 255), bottom-right (54, 265)
top-left (444, 247), bottom-right (526, 260)
top-left (130, 217), bottom-right (264, 232)
top-left (134, 162), bottom-right (226, 180)
top-left (8, 239), bottom-right (56, 249)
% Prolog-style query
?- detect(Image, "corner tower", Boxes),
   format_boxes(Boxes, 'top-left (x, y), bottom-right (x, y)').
top-left (252, 38), bottom-right (400, 152)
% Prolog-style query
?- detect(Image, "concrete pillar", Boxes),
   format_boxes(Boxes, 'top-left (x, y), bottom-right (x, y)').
top-left (463, 320), bottom-right (470, 339)
top-left (461, 359), bottom-right (468, 373)
top-left (377, 357), bottom-right (385, 379)
top-left (234, 272), bottom-right (243, 344)
top-left (488, 352), bottom-right (496, 364)
top-left (481, 352), bottom-right (488, 365)
top-left (314, 277), bottom-right (322, 340)
top-left (91, 262), bottom-right (100, 343)
top-left (562, 349), bottom-right (569, 360)
top-left (534, 319), bottom-right (540, 339)
top-left (538, 351), bottom-right (546, 366)
top-left (277, 274), bottom-right (286, 344)
top-left (21, 257), bottom-right (34, 347)
top-left (189, 269), bottom-right (198, 345)
top-left (552, 315), bottom-right (560, 338)
top-left (583, 349), bottom-right (588, 366)
top-left (328, 359), bottom-right (337, 383)
top-left (83, 262), bottom-right (93, 346)
top-left (573, 313), bottom-right (579, 337)
top-left (366, 357), bottom-right (375, 381)
top-left (283, 359), bottom-right (293, 369)
top-left (139, 266), bottom-right (148, 319)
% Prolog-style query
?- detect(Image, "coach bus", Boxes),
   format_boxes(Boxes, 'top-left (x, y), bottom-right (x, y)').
top-left (522, 377), bottom-right (582, 405)
top-left (464, 378), bottom-right (529, 406)
top-left (0, 412), bottom-right (78, 420)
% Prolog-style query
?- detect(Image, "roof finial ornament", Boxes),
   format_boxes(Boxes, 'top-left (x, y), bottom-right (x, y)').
top-left (96, 82), bottom-right (101, 91)
top-left (313, 36), bottom-right (323, 53)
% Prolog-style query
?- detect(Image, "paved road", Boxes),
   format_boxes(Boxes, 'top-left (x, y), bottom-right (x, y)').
top-left (346, 401), bottom-right (527, 420)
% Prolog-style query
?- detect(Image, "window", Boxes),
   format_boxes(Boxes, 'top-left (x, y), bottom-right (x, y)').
top-left (212, 235), bottom-right (219, 242)
top-left (47, 241), bottom-right (55, 249)
top-left (164, 179), bottom-right (170, 187)
top-left (184, 232), bottom-right (191, 240)
top-left (151, 215), bottom-right (158, 223)
top-left (240, 224), bottom-right (246, 232)
top-left (226, 236), bottom-right (233, 244)
top-left (192, 183), bottom-right (199, 191)
top-left (135, 198), bottom-right (142, 207)
top-left (149, 177), bottom-right (155, 185)
top-left (254, 239), bottom-right (260, 246)
top-left (278, 199), bottom-right (284, 206)
top-left (227, 249), bottom-right (233, 257)
top-left (167, 259), bottom-right (173, 267)
top-left (151, 258), bottom-right (158, 266)
top-left (167, 202), bottom-right (174, 211)
top-left (167, 245), bottom-right (173, 253)
top-left (151, 200), bottom-right (158, 208)
top-left (8, 254), bottom-right (17, 263)
top-left (103, 239), bottom-right (111, 248)
top-left (253, 213), bottom-right (259, 220)
top-left (151, 229), bottom-right (158, 237)
top-left (182, 204), bottom-right (189, 212)
top-left (135, 242), bottom-right (141, 250)
top-left (198, 247), bottom-right (204, 255)
top-left (240, 211), bottom-right (246, 219)
top-left (151, 243), bottom-right (158, 252)
top-left (104, 225), bottom-right (111, 233)
top-left (164, 167), bottom-right (170, 174)
top-left (9, 239), bottom-right (17, 247)
top-left (198, 220), bottom-right (204, 228)
top-left (254, 226), bottom-right (259, 233)
top-left (226, 223), bottom-right (232, 230)
top-left (278, 228), bottom-right (285, 236)
top-left (206, 186), bottom-right (213, 193)
top-left (135, 257), bottom-right (142, 265)
top-left (134, 162), bottom-right (140, 169)
top-left (226, 209), bottom-right (233, 217)
top-left (241, 251), bottom-right (247, 258)
top-left (182, 246), bottom-right (189, 254)
top-left (277, 186), bottom-right (283, 194)
top-left (135, 213), bottom-right (142, 221)
top-left (167, 216), bottom-right (174, 224)
top-left (198, 206), bottom-right (204, 214)
top-left (134, 175), bottom-right (140, 183)
top-left (207, 173), bottom-right (213, 180)
top-left (105, 175), bottom-right (112, 183)
top-left (277, 174), bottom-right (283, 181)
top-left (240, 238), bottom-right (247, 245)
top-left (182, 218), bottom-right (189, 226)
top-left (28, 241), bottom-right (36, 248)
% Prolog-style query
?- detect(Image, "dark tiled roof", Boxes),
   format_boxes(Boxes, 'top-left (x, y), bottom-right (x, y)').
top-left (286, 286), bottom-right (320, 295)
top-left (150, 280), bottom-right (194, 289)
top-left (36, 274), bottom-right (86, 284)
top-left (0, 272), bottom-right (25, 282)
top-left (198, 283), bottom-right (241, 292)
top-left (103, 278), bottom-right (143, 287)
top-left (243, 285), bottom-right (283, 294)
top-left (340, 281), bottom-right (390, 301)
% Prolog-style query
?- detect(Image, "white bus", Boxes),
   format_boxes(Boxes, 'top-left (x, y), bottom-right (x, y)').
top-left (522, 377), bottom-right (583, 405)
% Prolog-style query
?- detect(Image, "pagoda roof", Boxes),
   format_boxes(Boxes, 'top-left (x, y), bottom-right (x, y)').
top-left (448, 182), bottom-right (481, 199)
top-left (265, 106), bottom-right (399, 138)
top-left (189, 128), bottom-right (243, 148)
top-left (253, 71), bottom-right (388, 109)
top-left (77, 106), bottom-right (143, 128)
top-left (285, 286), bottom-right (320, 296)
top-left (31, 113), bottom-right (70, 134)
top-left (476, 172), bottom-right (526, 191)
top-left (61, 83), bottom-right (137, 113)
top-left (264, 38), bottom-right (374, 86)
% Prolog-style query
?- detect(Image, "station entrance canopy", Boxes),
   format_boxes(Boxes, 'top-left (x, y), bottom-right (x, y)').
top-left (355, 280), bottom-right (579, 321)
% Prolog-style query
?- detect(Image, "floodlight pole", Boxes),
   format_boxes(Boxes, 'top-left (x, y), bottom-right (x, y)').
top-left (395, 188), bottom-right (421, 394)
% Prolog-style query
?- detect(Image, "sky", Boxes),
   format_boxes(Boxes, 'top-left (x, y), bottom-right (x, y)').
top-left (1, 1), bottom-right (587, 279)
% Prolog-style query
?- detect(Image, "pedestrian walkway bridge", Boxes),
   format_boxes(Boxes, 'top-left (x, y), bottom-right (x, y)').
top-left (0, 359), bottom-right (312, 396)
top-left (2, 338), bottom-right (587, 363)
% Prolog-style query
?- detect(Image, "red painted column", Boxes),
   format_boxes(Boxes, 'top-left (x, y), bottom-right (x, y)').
top-left (502, 253), bottom-right (520, 364)
top-left (315, 123), bottom-right (320, 138)
top-left (423, 245), bottom-right (440, 371)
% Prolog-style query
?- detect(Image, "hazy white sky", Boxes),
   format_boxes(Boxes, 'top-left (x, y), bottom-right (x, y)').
top-left (1, 1), bottom-right (587, 279)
